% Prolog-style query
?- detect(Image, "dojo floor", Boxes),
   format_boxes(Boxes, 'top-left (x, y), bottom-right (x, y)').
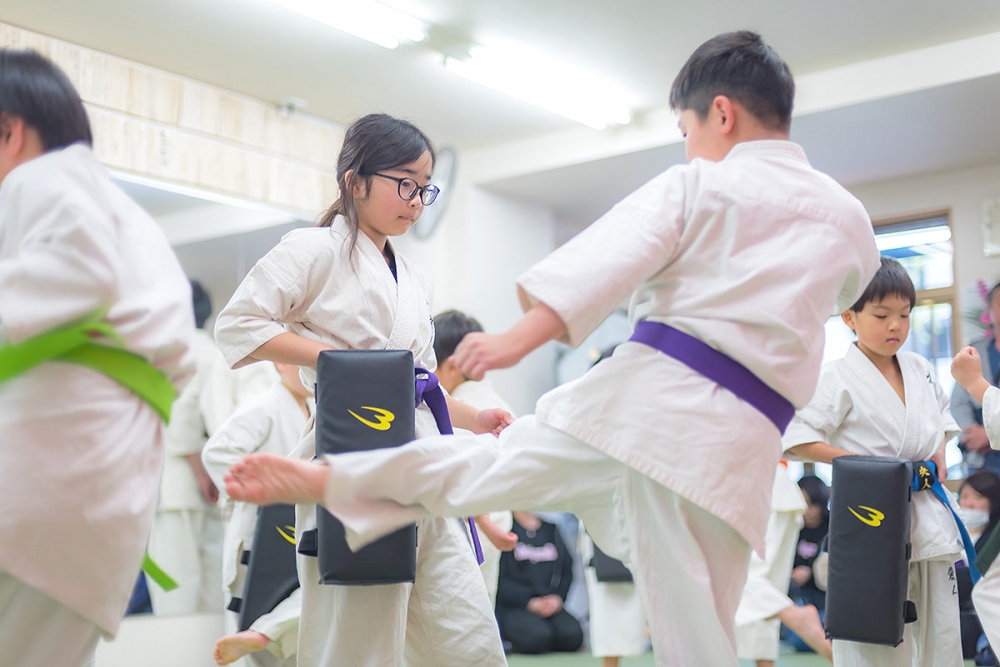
top-left (506, 651), bottom-right (980, 665)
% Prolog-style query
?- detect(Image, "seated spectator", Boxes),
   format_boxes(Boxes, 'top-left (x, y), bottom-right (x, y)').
top-left (782, 474), bottom-right (830, 653)
top-left (496, 512), bottom-right (584, 655)
top-left (958, 471), bottom-right (1000, 661)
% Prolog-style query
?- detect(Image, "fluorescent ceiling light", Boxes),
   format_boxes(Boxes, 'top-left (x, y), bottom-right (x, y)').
top-left (444, 45), bottom-right (634, 130)
top-left (875, 226), bottom-right (951, 251)
top-left (264, 0), bottom-right (427, 49)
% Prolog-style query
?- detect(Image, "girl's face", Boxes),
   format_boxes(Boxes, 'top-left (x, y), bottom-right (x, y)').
top-left (960, 484), bottom-right (991, 512)
top-left (354, 150), bottom-right (434, 247)
top-left (841, 294), bottom-right (911, 363)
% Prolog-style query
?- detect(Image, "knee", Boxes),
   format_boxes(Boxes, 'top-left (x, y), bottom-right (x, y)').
top-left (500, 612), bottom-right (554, 654)
top-left (550, 611), bottom-right (584, 653)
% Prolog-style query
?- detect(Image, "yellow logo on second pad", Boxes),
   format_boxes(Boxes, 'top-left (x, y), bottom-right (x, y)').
top-left (848, 505), bottom-right (885, 527)
top-left (348, 406), bottom-right (396, 431)
top-left (276, 525), bottom-right (296, 545)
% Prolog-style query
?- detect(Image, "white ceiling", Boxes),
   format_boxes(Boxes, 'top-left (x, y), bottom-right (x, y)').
top-left (6, 1), bottom-right (1000, 236)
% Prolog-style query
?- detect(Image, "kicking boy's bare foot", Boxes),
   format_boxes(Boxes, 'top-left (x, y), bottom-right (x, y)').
top-left (225, 453), bottom-right (327, 506)
top-left (778, 603), bottom-right (832, 662)
top-left (214, 630), bottom-right (270, 665)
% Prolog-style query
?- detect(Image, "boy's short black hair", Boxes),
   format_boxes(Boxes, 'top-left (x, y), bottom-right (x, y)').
top-left (988, 281), bottom-right (1000, 307)
top-left (0, 49), bottom-right (92, 150)
top-left (849, 256), bottom-right (916, 312)
top-left (433, 310), bottom-right (483, 363)
top-left (669, 31), bottom-right (794, 132)
top-left (191, 280), bottom-right (212, 329)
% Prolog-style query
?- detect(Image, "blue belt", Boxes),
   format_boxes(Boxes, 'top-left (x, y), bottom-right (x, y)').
top-left (629, 321), bottom-right (795, 433)
top-left (415, 368), bottom-right (485, 565)
top-left (913, 461), bottom-right (980, 584)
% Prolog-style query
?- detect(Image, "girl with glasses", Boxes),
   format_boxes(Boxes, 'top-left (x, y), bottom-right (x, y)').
top-left (214, 113), bottom-right (510, 667)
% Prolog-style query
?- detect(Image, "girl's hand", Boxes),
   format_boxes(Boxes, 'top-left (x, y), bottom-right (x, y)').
top-left (471, 408), bottom-right (514, 436)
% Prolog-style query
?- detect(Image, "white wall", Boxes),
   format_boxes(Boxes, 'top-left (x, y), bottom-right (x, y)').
top-left (850, 160), bottom-right (1000, 343)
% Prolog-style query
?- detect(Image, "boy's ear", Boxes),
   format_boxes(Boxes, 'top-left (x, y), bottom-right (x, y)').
top-left (841, 309), bottom-right (857, 331)
top-left (711, 95), bottom-right (737, 135)
top-left (0, 113), bottom-right (25, 152)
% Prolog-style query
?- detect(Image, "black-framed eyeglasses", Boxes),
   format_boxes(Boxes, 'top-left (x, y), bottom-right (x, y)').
top-left (371, 173), bottom-right (440, 206)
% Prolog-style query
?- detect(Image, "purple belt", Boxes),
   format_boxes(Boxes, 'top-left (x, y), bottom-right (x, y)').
top-left (414, 368), bottom-right (485, 565)
top-left (628, 321), bottom-right (795, 433)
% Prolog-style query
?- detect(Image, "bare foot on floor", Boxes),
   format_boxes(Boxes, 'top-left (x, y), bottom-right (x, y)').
top-left (778, 603), bottom-right (832, 662)
top-left (224, 453), bottom-right (327, 506)
top-left (214, 630), bottom-right (270, 665)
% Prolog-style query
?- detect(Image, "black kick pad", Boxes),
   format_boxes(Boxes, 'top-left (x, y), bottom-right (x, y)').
top-left (825, 455), bottom-right (913, 646)
top-left (314, 349), bottom-right (418, 585)
top-left (239, 503), bottom-right (300, 631)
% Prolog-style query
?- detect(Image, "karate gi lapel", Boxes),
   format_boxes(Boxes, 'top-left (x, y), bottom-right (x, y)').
top-left (383, 241), bottom-right (418, 351)
top-left (843, 344), bottom-right (906, 453)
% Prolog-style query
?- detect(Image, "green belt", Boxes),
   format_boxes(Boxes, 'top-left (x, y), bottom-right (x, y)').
top-left (0, 317), bottom-right (180, 591)
top-left (0, 318), bottom-right (176, 422)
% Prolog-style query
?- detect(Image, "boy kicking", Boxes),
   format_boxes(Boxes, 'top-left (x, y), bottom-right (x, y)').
top-left (225, 31), bottom-right (880, 666)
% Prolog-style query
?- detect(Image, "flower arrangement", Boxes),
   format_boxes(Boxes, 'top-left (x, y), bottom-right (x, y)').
top-left (964, 279), bottom-right (995, 339)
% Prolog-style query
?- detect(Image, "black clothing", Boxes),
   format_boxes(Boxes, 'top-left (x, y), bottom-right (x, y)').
top-left (496, 517), bottom-right (583, 655)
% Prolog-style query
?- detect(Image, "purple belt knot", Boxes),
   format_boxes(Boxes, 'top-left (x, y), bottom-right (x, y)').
top-left (628, 322), bottom-right (795, 434)
top-left (414, 367), bottom-right (484, 565)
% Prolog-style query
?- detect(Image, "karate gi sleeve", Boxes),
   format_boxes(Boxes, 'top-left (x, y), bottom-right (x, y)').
top-left (983, 386), bottom-right (1000, 450)
top-left (0, 172), bottom-right (122, 343)
top-left (165, 372), bottom-right (209, 457)
top-left (214, 234), bottom-right (316, 369)
top-left (202, 395), bottom-right (276, 493)
top-left (516, 167), bottom-right (688, 347)
top-left (782, 368), bottom-right (852, 452)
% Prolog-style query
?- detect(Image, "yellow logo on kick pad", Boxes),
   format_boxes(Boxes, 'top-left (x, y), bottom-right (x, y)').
top-left (276, 525), bottom-right (296, 545)
top-left (348, 406), bottom-right (395, 431)
top-left (848, 505), bottom-right (885, 527)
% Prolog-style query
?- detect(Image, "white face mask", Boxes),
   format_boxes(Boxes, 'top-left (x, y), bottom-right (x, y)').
top-left (961, 508), bottom-right (991, 532)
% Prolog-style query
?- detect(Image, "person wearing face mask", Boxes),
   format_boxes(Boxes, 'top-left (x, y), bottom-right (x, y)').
top-left (957, 471), bottom-right (1000, 661)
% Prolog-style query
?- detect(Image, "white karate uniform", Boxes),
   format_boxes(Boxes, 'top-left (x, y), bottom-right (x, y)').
top-left (214, 221), bottom-right (505, 667)
top-left (579, 524), bottom-right (648, 658)
top-left (148, 328), bottom-right (226, 615)
top-left (452, 379), bottom-right (516, 605)
top-left (310, 141), bottom-right (880, 666)
top-left (971, 386), bottom-right (1000, 651)
top-left (783, 345), bottom-right (963, 667)
top-left (202, 380), bottom-right (310, 666)
top-left (734, 464), bottom-right (806, 661)
top-left (0, 144), bottom-right (195, 665)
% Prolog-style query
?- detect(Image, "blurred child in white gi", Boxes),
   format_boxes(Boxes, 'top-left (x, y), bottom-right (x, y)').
top-left (784, 257), bottom-right (963, 667)
top-left (433, 309), bottom-right (519, 604)
top-left (734, 463), bottom-right (831, 665)
top-left (202, 362), bottom-right (312, 666)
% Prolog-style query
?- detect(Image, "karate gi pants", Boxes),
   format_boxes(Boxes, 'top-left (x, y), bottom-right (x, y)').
top-left (734, 506), bottom-right (802, 661)
top-left (0, 570), bottom-right (101, 667)
top-left (973, 565), bottom-right (1000, 659)
top-left (294, 510), bottom-right (505, 667)
top-left (147, 507), bottom-right (225, 615)
top-left (832, 558), bottom-right (962, 667)
top-left (320, 416), bottom-right (752, 667)
top-left (584, 569), bottom-right (647, 657)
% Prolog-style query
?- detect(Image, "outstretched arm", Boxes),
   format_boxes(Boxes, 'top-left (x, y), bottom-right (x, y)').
top-left (445, 395), bottom-right (513, 436)
top-left (453, 302), bottom-right (566, 380)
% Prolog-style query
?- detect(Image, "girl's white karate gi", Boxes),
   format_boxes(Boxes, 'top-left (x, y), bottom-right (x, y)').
top-left (451, 378), bottom-right (516, 605)
top-left (734, 464), bottom-right (806, 661)
top-left (0, 145), bottom-right (195, 666)
top-left (305, 142), bottom-right (881, 666)
top-left (215, 221), bottom-right (505, 667)
top-left (203, 380), bottom-right (311, 666)
top-left (579, 524), bottom-right (648, 658)
top-left (966, 386), bottom-right (1000, 651)
top-left (783, 345), bottom-right (963, 667)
